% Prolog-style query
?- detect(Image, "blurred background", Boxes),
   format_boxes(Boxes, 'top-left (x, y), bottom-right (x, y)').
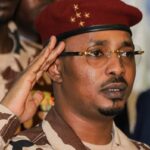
top-left (121, 0), bottom-right (149, 129)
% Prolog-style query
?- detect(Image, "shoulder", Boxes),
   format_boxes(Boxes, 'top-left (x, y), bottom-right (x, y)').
top-left (18, 124), bottom-right (48, 144)
top-left (114, 125), bottom-right (150, 150)
top-left (10, 124), bottom-right (50, 149)
top-left (131, 140), bottom-right (150, 150)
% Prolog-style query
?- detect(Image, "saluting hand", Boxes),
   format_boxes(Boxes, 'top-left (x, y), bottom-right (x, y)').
top-left (1, 36), bottom-right (65, 123)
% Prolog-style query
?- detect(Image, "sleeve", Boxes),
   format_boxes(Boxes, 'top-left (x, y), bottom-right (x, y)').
top-left (0, 104), bottom-right (20, 149)
top-left (0, 104), bottom-right (52, 149)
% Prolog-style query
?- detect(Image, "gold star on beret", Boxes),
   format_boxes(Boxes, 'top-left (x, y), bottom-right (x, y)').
top-left (70, 3), bottom-right (91, 27)
top-left (79, 21), bottom-right (85, 27)
top-left (74, 4), bottom-right (79, 10)
top-left (70, 17), bottom-right (76, 23)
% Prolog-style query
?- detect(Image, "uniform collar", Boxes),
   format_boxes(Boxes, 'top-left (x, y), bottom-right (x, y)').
top-left (42, 107), bottom-right (135, 150)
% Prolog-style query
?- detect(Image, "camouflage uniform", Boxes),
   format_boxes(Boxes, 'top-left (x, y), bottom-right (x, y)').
top-left (0, 104), bottom-right (150, 150)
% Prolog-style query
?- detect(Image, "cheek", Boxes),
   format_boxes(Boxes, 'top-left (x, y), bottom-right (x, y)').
top-left (124, 65), bottom-right (136, 95)
top-left (65, 58), bottom-right (98, 80)
top-left (62, 58), bottom-right (100, 92)
top-left (126, 65), bottom-right (135, 83)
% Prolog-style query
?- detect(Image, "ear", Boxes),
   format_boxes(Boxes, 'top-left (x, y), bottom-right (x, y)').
top-left (47, 59), bottom-right (63, 83)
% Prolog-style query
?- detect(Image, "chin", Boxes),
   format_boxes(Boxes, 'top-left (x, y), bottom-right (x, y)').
top-left (98, 106), bottom-right (124, 117)
top-left (96, 96), bottom-right (126, 117)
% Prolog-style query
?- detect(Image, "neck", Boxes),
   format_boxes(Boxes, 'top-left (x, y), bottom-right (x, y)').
top-left (0, 24), bottom-right (14, 53)
top-left (54, 102), bottom-right (113, 145)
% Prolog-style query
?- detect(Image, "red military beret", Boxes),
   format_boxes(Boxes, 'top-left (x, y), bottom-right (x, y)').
top-left (35, 0), bottom-right (142, 44)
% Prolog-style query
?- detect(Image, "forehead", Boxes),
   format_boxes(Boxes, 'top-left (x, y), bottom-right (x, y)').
top-left (65, 30), bottom-right (132, 48)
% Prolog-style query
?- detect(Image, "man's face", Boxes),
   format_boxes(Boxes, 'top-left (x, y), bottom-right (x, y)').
top-left (0, 0), bottom-right (19, 24)
top-left (59, 30), bottom-right (136, 119)
top-left (15, 0), bottom-right (52, 33)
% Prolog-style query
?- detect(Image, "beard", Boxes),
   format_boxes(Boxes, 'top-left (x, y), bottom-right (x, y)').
top-left (98, 104), bottom-right (124, 117)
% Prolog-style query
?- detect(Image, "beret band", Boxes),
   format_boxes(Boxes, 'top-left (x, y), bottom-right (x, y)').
top-left (43, 24), bottom-right (132, 46)
top-left (57, 24), bottom-right (132, 42)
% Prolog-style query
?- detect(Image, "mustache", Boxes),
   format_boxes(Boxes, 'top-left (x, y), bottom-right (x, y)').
top-left (101, 76), bottom-right (128, 88)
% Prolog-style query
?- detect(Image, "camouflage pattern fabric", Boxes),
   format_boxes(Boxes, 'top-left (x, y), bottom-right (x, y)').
top-left (0, 105), bottom-right (150, 150)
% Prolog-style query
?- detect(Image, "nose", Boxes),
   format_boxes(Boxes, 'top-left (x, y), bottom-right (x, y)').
top-left (105, 55), bottom-right (125, 76)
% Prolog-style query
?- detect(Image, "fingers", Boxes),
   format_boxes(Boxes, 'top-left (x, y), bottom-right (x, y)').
top-left (19, 91), bottom-right (44, 123)
top-left (31, 36), bottom-right (57, 62)
top-left (32, 91), bottom-right (44, 107)
top-left (40, 41), bottom-right (65, 72)
top-left (25, 36), bottom-right (65, 84)
top-left (27, 36), bottom-right (57, 73)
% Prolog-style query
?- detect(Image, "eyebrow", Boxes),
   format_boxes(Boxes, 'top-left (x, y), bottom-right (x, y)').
top-left (88, 40), bottom-right (108, 46)
top-left (88, 39), bottom-right (134, 48)
top-left (121, 41), bottom-right (134, 48)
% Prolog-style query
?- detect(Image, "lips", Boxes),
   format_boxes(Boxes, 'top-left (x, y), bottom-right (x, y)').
top-left (100, 83), bottom-right (128, 100)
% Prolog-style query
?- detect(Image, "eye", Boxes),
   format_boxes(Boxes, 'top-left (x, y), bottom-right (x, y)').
top-left (121, 51), bottom-right (135, 58)
top-left (88, 49), bottom-right (104, 57)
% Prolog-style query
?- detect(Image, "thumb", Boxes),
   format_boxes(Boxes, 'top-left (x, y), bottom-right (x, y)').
top-left (20, 91), bottom-right (44, 123)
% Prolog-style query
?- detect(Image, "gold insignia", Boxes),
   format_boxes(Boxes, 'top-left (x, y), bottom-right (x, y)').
top-left (84, 12), bottom-right (90, 18)
top-left (79, 21), bottom-right (85, 27)
top-left (70, 3), bottom-right (91, 27)
top-left (74, 4), bottom-right (79, 10)
top-left (70, 17), bottom-right (76, 23)
top-left (76, 12), bottom-right (81, 18)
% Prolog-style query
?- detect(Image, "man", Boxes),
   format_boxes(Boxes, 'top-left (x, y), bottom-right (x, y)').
top-left (0, 0), bottom-right (149, 149)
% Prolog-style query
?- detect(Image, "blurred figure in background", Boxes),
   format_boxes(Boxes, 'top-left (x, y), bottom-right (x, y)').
top-left (0, 0), bottom-right (21, 101)
top-left (132, 1), bottom-right (150, 140)
top-left (15, 0), bottom-right (52, 43)
top-left (113, 1), bottom-right (150, 139)
top-left (121, 0), bottom-right (150, 134)
top-left (132, 89), bottom-right (150, 146)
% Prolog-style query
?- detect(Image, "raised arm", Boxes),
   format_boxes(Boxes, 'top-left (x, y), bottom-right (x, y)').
top-left (0, 36), bottom-right (65, 148)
